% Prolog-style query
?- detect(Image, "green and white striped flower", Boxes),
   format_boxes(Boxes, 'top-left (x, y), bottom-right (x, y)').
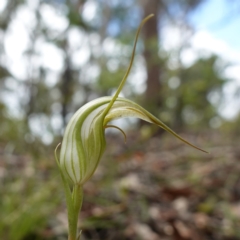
top-left (59, 96), bottom-right (206, 185)
top-left (59, 14), bottom-right (206, 185)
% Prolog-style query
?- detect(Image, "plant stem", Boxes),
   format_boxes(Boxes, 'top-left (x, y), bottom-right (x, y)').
top-left (68, 184), bottom-right (83, 240)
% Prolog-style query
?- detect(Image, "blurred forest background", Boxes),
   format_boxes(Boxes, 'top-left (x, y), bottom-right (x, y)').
top-left (1, 0), bottom-right (240, 239)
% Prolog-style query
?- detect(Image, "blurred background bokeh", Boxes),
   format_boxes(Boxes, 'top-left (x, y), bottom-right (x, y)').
top-left (1, 0), bottom-right (240, 239)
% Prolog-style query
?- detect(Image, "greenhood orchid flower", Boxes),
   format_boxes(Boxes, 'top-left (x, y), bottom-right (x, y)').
top-left (60, 96), bottom-right (206, 185)
top-left (59, 14), bottom-right (206, 186)
top-left (56, 14), bottom-right (207, 240)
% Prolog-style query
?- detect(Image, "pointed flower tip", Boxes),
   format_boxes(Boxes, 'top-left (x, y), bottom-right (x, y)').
top-left (193, 146), bottom-right (209, 154)
top-left (147, 13), bottom-right (154, 18)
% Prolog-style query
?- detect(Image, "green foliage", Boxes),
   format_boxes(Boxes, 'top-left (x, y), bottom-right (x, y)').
top-left (0, 171), bottom-right (60, 240)
top-left (161, 55), bottom-right (227, 129)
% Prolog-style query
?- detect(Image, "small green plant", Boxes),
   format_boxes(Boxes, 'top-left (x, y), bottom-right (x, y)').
top-left (55, 14), bottom-right (207, 240)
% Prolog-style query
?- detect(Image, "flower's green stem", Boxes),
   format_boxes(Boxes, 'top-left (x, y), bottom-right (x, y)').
top-left (68, 184), bottom-right (83, 240)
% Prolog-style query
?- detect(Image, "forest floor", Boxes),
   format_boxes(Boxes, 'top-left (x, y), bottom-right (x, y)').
top-left (78, 130), bottom-right (240, 240)
top-left (1, 130), bottom-right (240, 240)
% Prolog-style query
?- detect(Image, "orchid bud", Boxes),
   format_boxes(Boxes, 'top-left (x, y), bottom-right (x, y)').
top-left (59, 14), bottom-right (206, 185)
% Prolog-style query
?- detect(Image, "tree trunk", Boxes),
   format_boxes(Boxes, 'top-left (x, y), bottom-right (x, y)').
top-left (142, 0), bottom-right (162, 114)
top-left (61, 56), bottom-right (72, 127)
